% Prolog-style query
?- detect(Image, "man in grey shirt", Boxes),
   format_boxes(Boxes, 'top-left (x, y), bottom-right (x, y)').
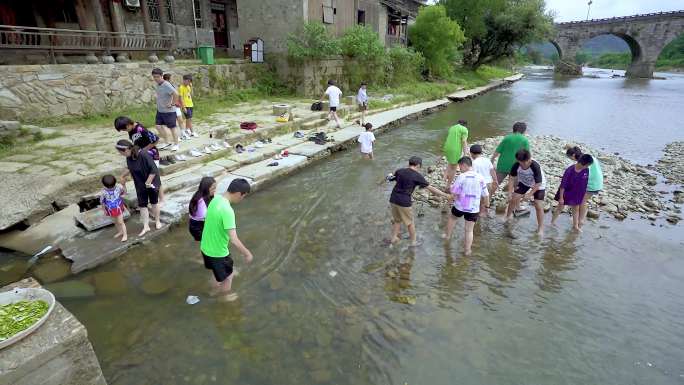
top-left (152, 68), bottom-right (180, 151)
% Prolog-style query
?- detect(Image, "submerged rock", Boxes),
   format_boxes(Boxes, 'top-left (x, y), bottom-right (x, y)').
top-left (93, 271), bottom-right (127, 295)
top-left (46, 280), bottom-right (95, 298)
top-left (141, 278), bottom-right (171, 295)
top-left (268, 272), bottom-right (285, 291)
top-left (31, 257), bottom-right (71, 283)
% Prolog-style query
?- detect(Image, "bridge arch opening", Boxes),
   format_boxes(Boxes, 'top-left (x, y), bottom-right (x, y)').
top-left (576, 33), bottom-right (643, 71)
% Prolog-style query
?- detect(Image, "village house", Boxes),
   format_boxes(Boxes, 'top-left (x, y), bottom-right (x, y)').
top-left (0, 0), bottom-right (423, 64)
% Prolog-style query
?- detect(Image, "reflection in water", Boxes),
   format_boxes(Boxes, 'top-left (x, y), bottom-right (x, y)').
top-left (8, 69), bottom-right (684, 385)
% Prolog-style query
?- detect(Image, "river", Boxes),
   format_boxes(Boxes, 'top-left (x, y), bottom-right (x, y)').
top-left (5, 67), bottom-right (684, 385)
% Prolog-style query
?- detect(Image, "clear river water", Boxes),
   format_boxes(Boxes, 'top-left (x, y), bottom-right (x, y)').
top-left (4, 67), bottom-right (684, 385)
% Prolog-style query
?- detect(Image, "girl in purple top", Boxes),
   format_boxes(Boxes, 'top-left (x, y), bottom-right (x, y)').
top-left (552, 154), bottom-right (594, 231)
top-left (188, 177), bottom-right (216, 241)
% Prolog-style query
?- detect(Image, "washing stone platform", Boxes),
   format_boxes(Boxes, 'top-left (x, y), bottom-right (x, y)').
top-left (2, 75), bottom-right (524, 275)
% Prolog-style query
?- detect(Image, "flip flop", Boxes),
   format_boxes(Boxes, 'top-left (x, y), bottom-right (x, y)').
top-left (267, 161), bottom-right (279, 167)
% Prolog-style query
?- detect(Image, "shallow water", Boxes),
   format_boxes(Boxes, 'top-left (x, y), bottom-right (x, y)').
top-left (8, 68), bottom-right (684, 385)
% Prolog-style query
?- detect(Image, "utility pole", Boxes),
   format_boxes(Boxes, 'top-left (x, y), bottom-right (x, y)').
top-left (586, 0), bottom-right (593, 21)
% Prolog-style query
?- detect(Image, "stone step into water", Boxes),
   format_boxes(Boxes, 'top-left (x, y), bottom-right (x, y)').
top-left (74, 206), bottom-right (131, 232)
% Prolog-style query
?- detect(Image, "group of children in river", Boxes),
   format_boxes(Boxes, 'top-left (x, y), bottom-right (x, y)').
top-left (386, 120), bottom-right (604, 255)
top-left (97, 74), bottom-right (605, 298)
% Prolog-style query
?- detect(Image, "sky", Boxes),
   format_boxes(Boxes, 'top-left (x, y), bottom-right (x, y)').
top-left (546, 0), bottom-right (683, 22)
top-left (425, 1), bottom-right (682, 22)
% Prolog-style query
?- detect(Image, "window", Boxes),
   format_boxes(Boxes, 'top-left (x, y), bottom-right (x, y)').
top-left (193, 0), bottom-right (202, 28)
top-left (357, 10), bottom-right (366, 25)
top-left (322, 0), bottom-right (334, 24)
top-left (148, 0), bottom-right (175, 23)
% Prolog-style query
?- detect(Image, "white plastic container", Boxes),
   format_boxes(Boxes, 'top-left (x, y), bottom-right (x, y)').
top-left (0, 287), bottom-right (56, 350)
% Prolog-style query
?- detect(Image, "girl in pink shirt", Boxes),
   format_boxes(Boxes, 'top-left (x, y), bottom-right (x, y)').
top-left (188, 177), bottom-right (216, 241)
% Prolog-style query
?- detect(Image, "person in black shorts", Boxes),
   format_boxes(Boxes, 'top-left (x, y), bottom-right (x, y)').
top-left (116, 139), bottom-right (163, 236)
top-left (443, 157), bottom-right (489, 255)
top-left (506, 149), bottom-right (547, 236)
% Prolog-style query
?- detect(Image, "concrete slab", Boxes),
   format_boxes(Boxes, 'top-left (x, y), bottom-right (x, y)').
top-left (231, 155), bottom-right (309, 182)
top-left (0, 161), bottom-right (29, 172)
top-left (227, 149), bottom-right (267, 166)
top-left (74, 206), bottom-right (131, 231)
top-left (159, 189), bottom-right (194, 223)
top-left (0, 204), bottom-right (84, 255)
top-left (60, 216), bottom-right (171, 274)
top-left (287, 141), bottom-right (335, 158)
top-left (504, 73), bottom-right (524, 82)
top-left (207, 157), bottom-right (240, 171)
top-left (366, 99), bottom-right (450, 128)
top-left (215, 174), bottom-right (255, 194)
top-left (447, 81), bottom-right (504, 101)
top-left (1, 279), bottom-right (106, 385)
top-left (329, 125), bottom-right (364, 143)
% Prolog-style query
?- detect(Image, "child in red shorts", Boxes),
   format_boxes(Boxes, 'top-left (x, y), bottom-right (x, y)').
top-left (101, 174), bottom-right (127, 242)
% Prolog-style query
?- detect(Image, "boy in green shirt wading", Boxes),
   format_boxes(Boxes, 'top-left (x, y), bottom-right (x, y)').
top-left (443, 119), bottom-right (469, 189)
top-left (200, 178), bottom-right (253, 301)
top-left (491, 122), bottom-right (530, 186)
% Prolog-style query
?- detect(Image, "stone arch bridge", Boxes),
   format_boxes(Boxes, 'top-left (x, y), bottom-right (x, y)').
top-left (552, 10), bottom-right (684, 78)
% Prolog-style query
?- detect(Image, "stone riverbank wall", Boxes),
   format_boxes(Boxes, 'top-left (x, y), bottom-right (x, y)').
top-left (0, 61), bottom-right (261, 121)
top-left (1, 278), bottom-right (107, 385)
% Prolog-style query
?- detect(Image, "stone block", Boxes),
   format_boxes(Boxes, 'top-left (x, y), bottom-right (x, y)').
top-left (344, 95), bottom-right (356, 105)
top-left (36, 73), bottom-right (65, 81)
top-left (74, 206), bottom-right (131, 232)
top-left (0, 120), bottom-right (20, 131)
top-left (231, 154), bottom-right (309, 182)
top-left (208, 158), bottom-right (239, 171)
top-left (1, 278), bottom-right (106, 385)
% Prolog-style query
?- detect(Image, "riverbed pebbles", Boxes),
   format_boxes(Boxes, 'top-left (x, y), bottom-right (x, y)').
top-left (419, 135), bottom-right (682, 223)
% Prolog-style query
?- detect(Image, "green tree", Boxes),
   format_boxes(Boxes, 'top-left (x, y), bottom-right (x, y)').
top-left (339, 25), bottom-right (386, 61)
top-left (287, 22), bottom-right (340, 61)
top-left (408, 5), bottom-right (466, 78)
top-left (574, 50), bottom-right (591, 65)
top-left (440, 0), bottom-right (554, 69)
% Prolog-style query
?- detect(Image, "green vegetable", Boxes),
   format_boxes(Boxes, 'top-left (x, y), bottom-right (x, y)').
top-left (0, 300), bottom-right (49, 341)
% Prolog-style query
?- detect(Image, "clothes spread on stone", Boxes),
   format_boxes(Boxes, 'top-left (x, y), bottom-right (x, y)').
top-left (389, 168), bottom-right (429, 207)
top-left (510, 160), bottom-right (546, 190)
top-left (451, 170), bottom-right (489, 213)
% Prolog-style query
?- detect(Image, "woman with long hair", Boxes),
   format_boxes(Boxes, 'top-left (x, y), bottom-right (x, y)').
top-left (188, 176), bottom-right (217, 241)
top-left (115, 139), bottom-right (163, 236)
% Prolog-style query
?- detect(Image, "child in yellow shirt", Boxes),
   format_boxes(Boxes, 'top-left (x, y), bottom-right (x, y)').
top-left (179, 74), bottom-right (197, 137)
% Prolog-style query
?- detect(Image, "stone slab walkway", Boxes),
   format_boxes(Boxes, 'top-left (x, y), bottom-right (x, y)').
top-left (0, 75), bottom-right (524, 273)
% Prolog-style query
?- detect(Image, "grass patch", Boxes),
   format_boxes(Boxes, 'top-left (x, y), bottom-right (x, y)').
top-left (370, 65), bottom-right (513, 108)
top-left (0, 130), bottom-right (64, 160)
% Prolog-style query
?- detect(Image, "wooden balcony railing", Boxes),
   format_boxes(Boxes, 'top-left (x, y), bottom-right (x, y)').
top-left (386, 35), bottom-right (407, 47)
top-left (0, 25), bottom-right (173, 53)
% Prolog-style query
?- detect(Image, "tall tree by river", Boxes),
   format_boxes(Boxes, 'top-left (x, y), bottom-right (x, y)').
top-left (439, 0), bottom-right (554, 69)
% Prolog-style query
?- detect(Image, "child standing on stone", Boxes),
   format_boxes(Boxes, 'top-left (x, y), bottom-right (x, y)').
top-left (552, 154), bottom-right (594, 232)
top-left (387, 156), bottom-right (452, 246)
top-left (357, 123), bottom-right (375, 159)
top-left (469, 144), bottom-right (497, 216)
top-left (179, 74), bottom-right (198, 138)
top-left (100, 174), bottom-right (127, 242)
top-left (357, 82), bottom-right (368, 125)
top-left (443, 157), bottom-right (489, 255)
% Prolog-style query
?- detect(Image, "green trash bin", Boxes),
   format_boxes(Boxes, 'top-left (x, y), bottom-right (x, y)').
top-left (197, 46), bottom-right (214, 65)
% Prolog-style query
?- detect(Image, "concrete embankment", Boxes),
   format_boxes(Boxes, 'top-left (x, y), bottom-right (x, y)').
top-left (0, 74), bottom-right (524, 275)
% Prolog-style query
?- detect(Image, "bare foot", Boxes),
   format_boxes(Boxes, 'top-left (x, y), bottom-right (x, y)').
top-left (219, 293), bottom-right (239, 302)
top-left (464, 249), bottom-right (472, 256)
top-left (573, 226), bottom-right (583, 233)
top-left (139, 227), bottom-right (150, 237)
top-left (121, 234), bottom-right (128, 242)
top-left (390, 237), bottom-right (400, 244)
top-left (409, 239), bottom-right (423, 247)
top-left (155, 221), bottom-right (163, 230)
top-left (113, 232), bottom-right (122, 238)
top-left (536, 229), bottom-right (544, 238)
